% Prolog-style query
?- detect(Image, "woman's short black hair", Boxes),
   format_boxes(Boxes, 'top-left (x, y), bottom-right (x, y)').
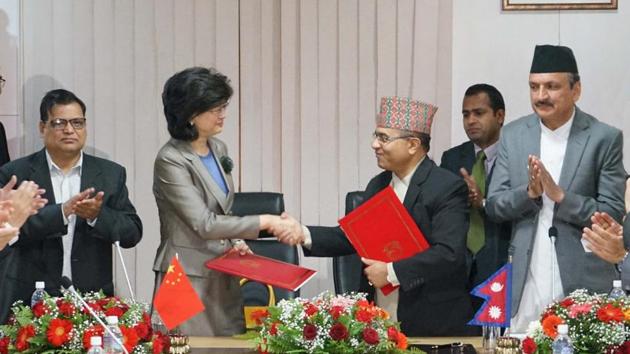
top-left (162, 67), bottom-right (233, 141)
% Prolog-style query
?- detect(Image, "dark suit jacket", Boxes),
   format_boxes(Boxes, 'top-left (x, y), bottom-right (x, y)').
top-left (305, 158), bottom-right (473, 336)
top-left (440, 141), bottom-right (511, 287)
top-left (0, 149), bottom-right (142, 322)
top-left (0, 122), bottom-right (10, 166)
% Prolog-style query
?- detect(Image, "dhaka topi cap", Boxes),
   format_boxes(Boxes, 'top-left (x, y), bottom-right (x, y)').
top-left (376, 96), bottom-right (438, 135)
top-left (530, 45), bottom-right (578, 74)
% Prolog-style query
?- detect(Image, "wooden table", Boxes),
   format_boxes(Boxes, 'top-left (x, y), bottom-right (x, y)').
top-left (188, 336), bottom-right (484, 353)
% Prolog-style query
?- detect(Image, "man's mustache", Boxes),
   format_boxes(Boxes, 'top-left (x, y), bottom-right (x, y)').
top-left (535, 101), bottom-right (553, 108)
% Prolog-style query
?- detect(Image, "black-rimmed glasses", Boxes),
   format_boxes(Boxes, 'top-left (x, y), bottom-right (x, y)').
top-left (49, 118), bottom-right (87, 130)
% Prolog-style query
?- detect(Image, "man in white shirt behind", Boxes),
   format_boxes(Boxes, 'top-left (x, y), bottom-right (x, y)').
top-left (486, 45), bottom-right (626, 332)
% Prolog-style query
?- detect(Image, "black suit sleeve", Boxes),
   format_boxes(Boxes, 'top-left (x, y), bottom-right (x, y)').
top-left (305, 225), bottom-right (356, 257)
top-left (87, 167), bottom-right (142, 248)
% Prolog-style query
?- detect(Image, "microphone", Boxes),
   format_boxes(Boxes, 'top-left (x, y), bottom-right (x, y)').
top-left (61, 276), bottom-right (130, 354)
top-left (548, 226), bottom-right (558, 242)
top-left (548, 226), bottom-right (558, 301)
top-left (115, 241), bottom-right (136, 302)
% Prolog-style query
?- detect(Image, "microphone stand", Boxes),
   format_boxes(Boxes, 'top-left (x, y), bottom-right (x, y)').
top-left (115, 241), bottom-right (136, 302)
top-left (549, 227), bottom-right (558, 301)
top-left (61, 277), bottom-right (129, 354)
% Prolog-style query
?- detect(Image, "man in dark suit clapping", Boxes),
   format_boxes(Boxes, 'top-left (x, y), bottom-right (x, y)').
top-left (0, 89), bottom-right (142, 322)
top-left (440, 84), bottom-right (511, 295)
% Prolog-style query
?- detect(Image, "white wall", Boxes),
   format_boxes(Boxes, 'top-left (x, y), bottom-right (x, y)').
top-left (452, 0), bottom-right (630, 169)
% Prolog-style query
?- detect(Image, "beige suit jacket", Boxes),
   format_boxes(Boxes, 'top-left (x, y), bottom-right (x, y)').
top-left (152, 137), bottom-right (259, 276)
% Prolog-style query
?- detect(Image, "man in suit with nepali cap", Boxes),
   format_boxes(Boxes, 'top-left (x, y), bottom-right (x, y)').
top-left (486, 45), bottom-right (626, 332)
top-left (280, 96), bottom-right (474, 336)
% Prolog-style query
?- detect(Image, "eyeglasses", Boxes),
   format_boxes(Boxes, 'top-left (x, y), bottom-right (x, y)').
top-left (208, 102), bottom-right (229, 115)
top-left (372, 132), bottom-right (416, 145)
top-left (48, 118), bottom-right (87, 130)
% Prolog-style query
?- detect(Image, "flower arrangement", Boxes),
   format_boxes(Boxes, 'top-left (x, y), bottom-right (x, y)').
top-left (252, 292), bottom-right (423, 354)
top-left (0, 291), bottom-right (170, 354)
top-left (522, 289), bottom-right (630, 354)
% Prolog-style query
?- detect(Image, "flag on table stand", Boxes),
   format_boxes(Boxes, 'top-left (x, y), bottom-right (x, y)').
top-left (468, 263), bottom-right (512, 327)
top-left (153, 256), bottom-right (205, 330)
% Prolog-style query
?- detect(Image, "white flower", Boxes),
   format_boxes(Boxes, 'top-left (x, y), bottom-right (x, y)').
top-left (526, 320), bottom-right (542, 337)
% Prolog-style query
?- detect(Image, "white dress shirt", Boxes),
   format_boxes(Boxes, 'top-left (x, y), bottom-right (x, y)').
top-left (511, 111), bottom-right (575, 332)
top-left (46, 151), bottom-right (83, 281)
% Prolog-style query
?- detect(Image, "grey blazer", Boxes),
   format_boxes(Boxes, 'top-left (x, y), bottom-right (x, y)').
top-left (152, 138), bottom-right (259, 276)
top-left (486, 106), bottom-right (626, 315)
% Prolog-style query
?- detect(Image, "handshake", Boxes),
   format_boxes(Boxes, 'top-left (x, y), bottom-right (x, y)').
top-left (260, 213), bottom-right (306, 246)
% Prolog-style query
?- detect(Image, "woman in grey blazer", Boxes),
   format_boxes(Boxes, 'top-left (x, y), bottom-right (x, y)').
top-left (152, 67), bottom-right (289, 336)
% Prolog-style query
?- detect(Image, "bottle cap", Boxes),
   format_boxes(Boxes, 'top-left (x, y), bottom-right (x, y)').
top-left (90, 336), bottom-right (102, 346)
top-left (613, 280), bottom-right (622, 288)
top-left (106, 316), bottom-right (119, 324)
top-left (557, 323), bottom-right (568, 335)
top-left (35, 281), bottom-right (45, 289)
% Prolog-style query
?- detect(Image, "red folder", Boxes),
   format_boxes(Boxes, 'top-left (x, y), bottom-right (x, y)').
top-left (204, 252), bottom-right (317, 291)
top-left (339, 186), bottom-right (429, 295)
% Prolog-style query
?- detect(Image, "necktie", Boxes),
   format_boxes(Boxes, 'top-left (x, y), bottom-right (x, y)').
top-left (467, 150), bottom-right (486, 254)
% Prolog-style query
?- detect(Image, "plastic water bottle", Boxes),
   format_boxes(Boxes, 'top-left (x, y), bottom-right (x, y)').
top-left (103, 316), bottom-right (124, 354)
top-left (87, 336), bottom-right (105, 354)
top-left (552, 324), bottom-right (573, 354)
top-left (609, 280), bottom-right (626, 299)
top-left (30, 281), bottom-right (46, 307)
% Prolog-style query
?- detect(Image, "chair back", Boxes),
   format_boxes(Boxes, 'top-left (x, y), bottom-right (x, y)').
top-left (232, 192), bottom-right (284, 238)
top-left (332, 191), bottom-right (364, 294)
top-left (231, 192), bottom-right (299, 326)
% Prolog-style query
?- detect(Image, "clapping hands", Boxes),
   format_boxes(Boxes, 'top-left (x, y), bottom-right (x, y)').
top-left (0, 175), bottom-right (48, 250)
top-left (582, 211), bottom-right (625, 264)
top-left (527, 155), bottom-right (565, 203)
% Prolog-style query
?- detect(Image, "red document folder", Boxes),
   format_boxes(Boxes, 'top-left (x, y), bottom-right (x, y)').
top-left (205, 252), bottom-right (317, 291)
top-left (339, 186), bottom-right (429, 295)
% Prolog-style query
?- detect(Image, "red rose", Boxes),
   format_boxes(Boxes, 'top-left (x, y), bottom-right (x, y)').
top-left (387, 327), bottom-right (399, 342)
top-left (31, 301), bottom-right (47, 317)
top-left (0, 337), bottom-right (9, 354)
top-left (304, 302), bottom-right (318, 316)
top-left (329, 305), bottom-right (344, 320)
top-left (152, 332), bottom-right (170, 354)
top-left (269, 322), bottom-right (279, 336)
top-left (120, 326), bottom-right (140, 353)
top-left (303, 324), bottom-right (317, 340)
top-left (84, 301), bottom-right (102, 314)
top-left (119, 326), bottom-right (139, 353)
top-left (597, 304), bottom-right (625, 323)
top-left (56, 299), bottom-right (76, 317)
top-left (362, 327), bottom-right (379, 345)
top-left (134, 322), bottom-right (151, 341)
top-left (329, 323), bottom-right (349, 341)
top-left (16, 325), bottom-right (35, 351)
top-left (105, 306), bottom-right (125, 317)
top-left (46, 318), bottom-right (73, 347)
top-left (82, 325), bottom-right (105, 349)
top-left (615, 340), bottom-right (630, 354)
top-left (560, 298), bottom-right (574, 308)
top-left (522, 337), bottom-right (537, 354)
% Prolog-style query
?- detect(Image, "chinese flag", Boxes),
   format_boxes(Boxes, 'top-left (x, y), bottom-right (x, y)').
top-left (153, 256), bottom-right (205, 330)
